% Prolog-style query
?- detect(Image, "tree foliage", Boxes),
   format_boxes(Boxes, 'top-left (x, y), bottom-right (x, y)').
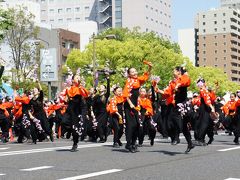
top-left (0, 8), bottom-right (14, 41)
top-left (4, 7), bottom-right (39, 82)
top-left (66, 28), bottom-right (240, 95)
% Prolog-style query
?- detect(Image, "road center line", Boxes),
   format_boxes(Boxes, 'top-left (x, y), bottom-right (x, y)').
top-left (0, 147), bottom-right (10, 150)
top-left (224, 178), bottom-right (240, 180)
top-left (218, 146), bottom-right (240, 152)
top-left (20, 166), bottom-right (54, 171)
top-left (0, 174), bottom-right (6, 176)
top-left (57, 169), bottom-right (123, 180)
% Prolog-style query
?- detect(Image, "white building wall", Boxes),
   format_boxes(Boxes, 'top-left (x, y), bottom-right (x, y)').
top-left (178, 29), bottom-right (195, 64)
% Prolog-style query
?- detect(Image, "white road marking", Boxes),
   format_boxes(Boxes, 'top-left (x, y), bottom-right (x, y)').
top-left (224, 178), bottom-right (240, 180)
top-left (57, 169), bottom-right (123, 180)
top-left (20, 166), bottom-right (53, 171)
top-left (218, 146), bottom-right (240, 152)
top-left (0, 174), bottom-right (6, 176)
top-left (0, 147), bottom-right (9, 150)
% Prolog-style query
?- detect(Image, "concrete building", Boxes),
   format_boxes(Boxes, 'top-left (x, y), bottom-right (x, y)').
top-left (195, 7), bottom-right (240, 83)
top-left (28, 0), bottom-right (172, 40)
top-left (178, 29), bottom-right (195, 64)
top-left (221, 0), bottom-right (240, 9)
top-left (0, 0), bottom-right (41, 23)
top-left (38, 27), bottom-right (80, 94)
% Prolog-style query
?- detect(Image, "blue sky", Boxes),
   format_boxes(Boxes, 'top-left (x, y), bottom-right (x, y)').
top-left (172, 0), bottom-right (220, 42)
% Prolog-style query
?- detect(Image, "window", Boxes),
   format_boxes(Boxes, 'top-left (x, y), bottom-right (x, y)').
top-left (75, 17), bottom-right (80, 21)
top-left (62, 42), bottom-right (66, 48)
top-left (41, 20), bottom-right (46, 23)
top-left (203, 22), bottom-right (205, 25)
top-left (214, 21), bottom-right (217, 24)
top-left (224, 50), bottom-right (227, 53)
top-left (223, 28), bottom-right (226, 31)
top-left (41, 10), bottom-right (46, 14)
top-left (214, 36), bottom-right (217, 39)
top-left (58, 9), bottom-right (63, 13)
top-left (223, 13), bottom-right (226, 16)
top-left (214, 28), bottom-right (217, 32)
top-left (224, 42), bottom-right (226, 45)
top-left (67, 18), bottom-right (72, 22)
top-left (85, 6), bottom-right (90, 10)
top-left (49, 9), bottom-right (54, 13)
top-left (146, 16), bottom-right (149, 20)
top-left (203, 44), bottom-right (206, 47)
top-left (146, 5), bottom-right (148, 8)
top-left (66, 8), bottom-right (71, 12)
top-left (215, 50), bottom-right (217, 54)
top-left (58, 19), bottom-right (63, 22)
top-left (215, 43), bottom-right (217, 46)
top-left (223, 35), bottom-right (226, 38)
top-left (151, 7), bottom-right (153, 10)
top-left (224, 57), bottom-right (226, 60)
top-left (41, 0), bottom-right (45, 2)
top-left (203, 15), bottom-right (205, 18)
top-left (146, 28), bottom-right (149, 32)
top-left (75, 7), bottom-right (80, 12)
top-left (203, 29), bottom-right (206, 33)
top-left (215, 65), bottom-right (218, 67)
top-left (203, 51), bottom-right (206, 54)
top-left (151, 18), bottom-right (154, 21)
top-left (214, 14), bottom-right (217, 17)
top-left (203, 58), bottom-right (206, 62)
top-left (215, 57), bottom-right (218, 61)
top-left (203, 36), bottom-right (206, 40)
top-left (50, 19), bottom-right (54, 22)
top-left (85, 17), bottom-right (89, 20)
top-left (223, 20), bottom-right (226, 24)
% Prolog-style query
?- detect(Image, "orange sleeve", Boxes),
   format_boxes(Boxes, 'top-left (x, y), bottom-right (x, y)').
top-left (107, 97), bottom-right (118, 114)
top-left (79, 87), bottom-right (89, 97)
top-left (177, 74), bottom-right (191, 87)
top-left (138, 72), bottom-right (150, 85)
top-left (145, 99), bottom-right (153, 116)
top-left (200, 89), bottom-right (212, 106)
top-left (222, 102), bottom-right (229, 115)
top-left (236, 99), bottom-right (240, 107)
top-left (123, 80), bottom-right (131, 98)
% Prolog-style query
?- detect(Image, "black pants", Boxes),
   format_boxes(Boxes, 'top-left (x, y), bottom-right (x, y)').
top-left (96, 112), bottom-right (108, 140)
top-left (111, 115), bottom-right (124, 144)
top-left (138, 116), bottom-right (156, 145)
top-left (0, 118), bottom-right (9, 139)
top-left (124, 107), bottom-right (139, 146)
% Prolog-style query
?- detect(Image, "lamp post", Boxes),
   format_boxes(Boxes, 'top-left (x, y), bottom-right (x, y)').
top-left (34, 38), bottom-right (51, 100)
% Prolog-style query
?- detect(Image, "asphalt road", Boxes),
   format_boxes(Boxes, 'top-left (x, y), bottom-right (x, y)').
top-left (0, 132), bottom-right (240, 180)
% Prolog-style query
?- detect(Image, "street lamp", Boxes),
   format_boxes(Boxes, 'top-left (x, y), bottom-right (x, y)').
top-left (34, 38), bottom-right (51, 100)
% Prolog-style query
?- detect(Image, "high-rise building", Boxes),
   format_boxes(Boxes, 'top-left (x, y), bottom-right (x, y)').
top-left (195, 7), bottom-right (240, 83)
top-left (178, 29), bottom-right (195, 64)
top-left (221, 0), bottom-right (240, 9)
top-left (30, 0), bottom-right (172, 39)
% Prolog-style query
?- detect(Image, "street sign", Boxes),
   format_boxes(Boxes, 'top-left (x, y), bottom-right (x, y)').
top-left (40, 48), bottom-right (58, 82)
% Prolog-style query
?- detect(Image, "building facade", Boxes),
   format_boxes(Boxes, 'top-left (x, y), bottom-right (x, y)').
top-left (178, 28), bottom-right (195, 64)
top-left (29, 0), bottom-right (171, 39)
top-left (221, 0), bottom-right (240, 9)
top-left (195, 7), bottom-right (240, 83)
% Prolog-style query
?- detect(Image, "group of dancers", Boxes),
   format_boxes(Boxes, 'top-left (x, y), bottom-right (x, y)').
top-left (0, 61), bottom-right (240, 153)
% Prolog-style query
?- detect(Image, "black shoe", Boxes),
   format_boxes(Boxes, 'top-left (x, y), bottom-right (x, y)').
top-left (70, 144), bottom-right (78, 152)
top-left (198, 141), bottom-right (206, 146)
top-left (171, 140), bottom-right (178, 145)
top-left (50, 134), bottom-right (54, 142)
top-left (113, 143), bottom-right (120, 148)
top-left (233, 137), bottom-right (239, 145)
top-left (130, 145), bottom-right (137, 153)
top-left (150, 139), bottom-right (154, 146)
top-left (98, 138), bottom-right (105, 143)
top-left (66, 132), bottom-right (71, 139)
top-left (117, 140), bottom-right (123, 146)
top-left (125, 144), bottom-right (131, 152)
top-left (207, 138), bottom-right (214, 145)
top-left (185, 144), bottom-right (195, 153)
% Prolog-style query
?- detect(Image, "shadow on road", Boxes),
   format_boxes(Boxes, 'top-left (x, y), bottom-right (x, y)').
top-left (148, 150), bottom-right (184, 156)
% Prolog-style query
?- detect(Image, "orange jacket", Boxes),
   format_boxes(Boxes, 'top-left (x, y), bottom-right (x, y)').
top-left (137, 97), bottom-right (153, 116)
top-left (222, 100), bottom-right (236, 115)
top-left (199, 87), bottom-right (212, 106)
top-left (0, 104), bottom-right (9, 118)
top-left (15, 95), bottom-right (30, 104)
top-left (123, 72), bottom-right (149, 98)
top-left (47, 104), bottom-right (62, 117)
top-left (66, 85), bottom-right (89, 98)
top-left (107, 96), bottom-right (125, 114)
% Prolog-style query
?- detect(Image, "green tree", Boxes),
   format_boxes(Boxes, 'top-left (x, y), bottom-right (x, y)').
top-left (0, 8), bottom-right (13, 41)
top-left (66, 28), bottom-right (240, 93)
top-left (4, 7), bottom-right (39, 82)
